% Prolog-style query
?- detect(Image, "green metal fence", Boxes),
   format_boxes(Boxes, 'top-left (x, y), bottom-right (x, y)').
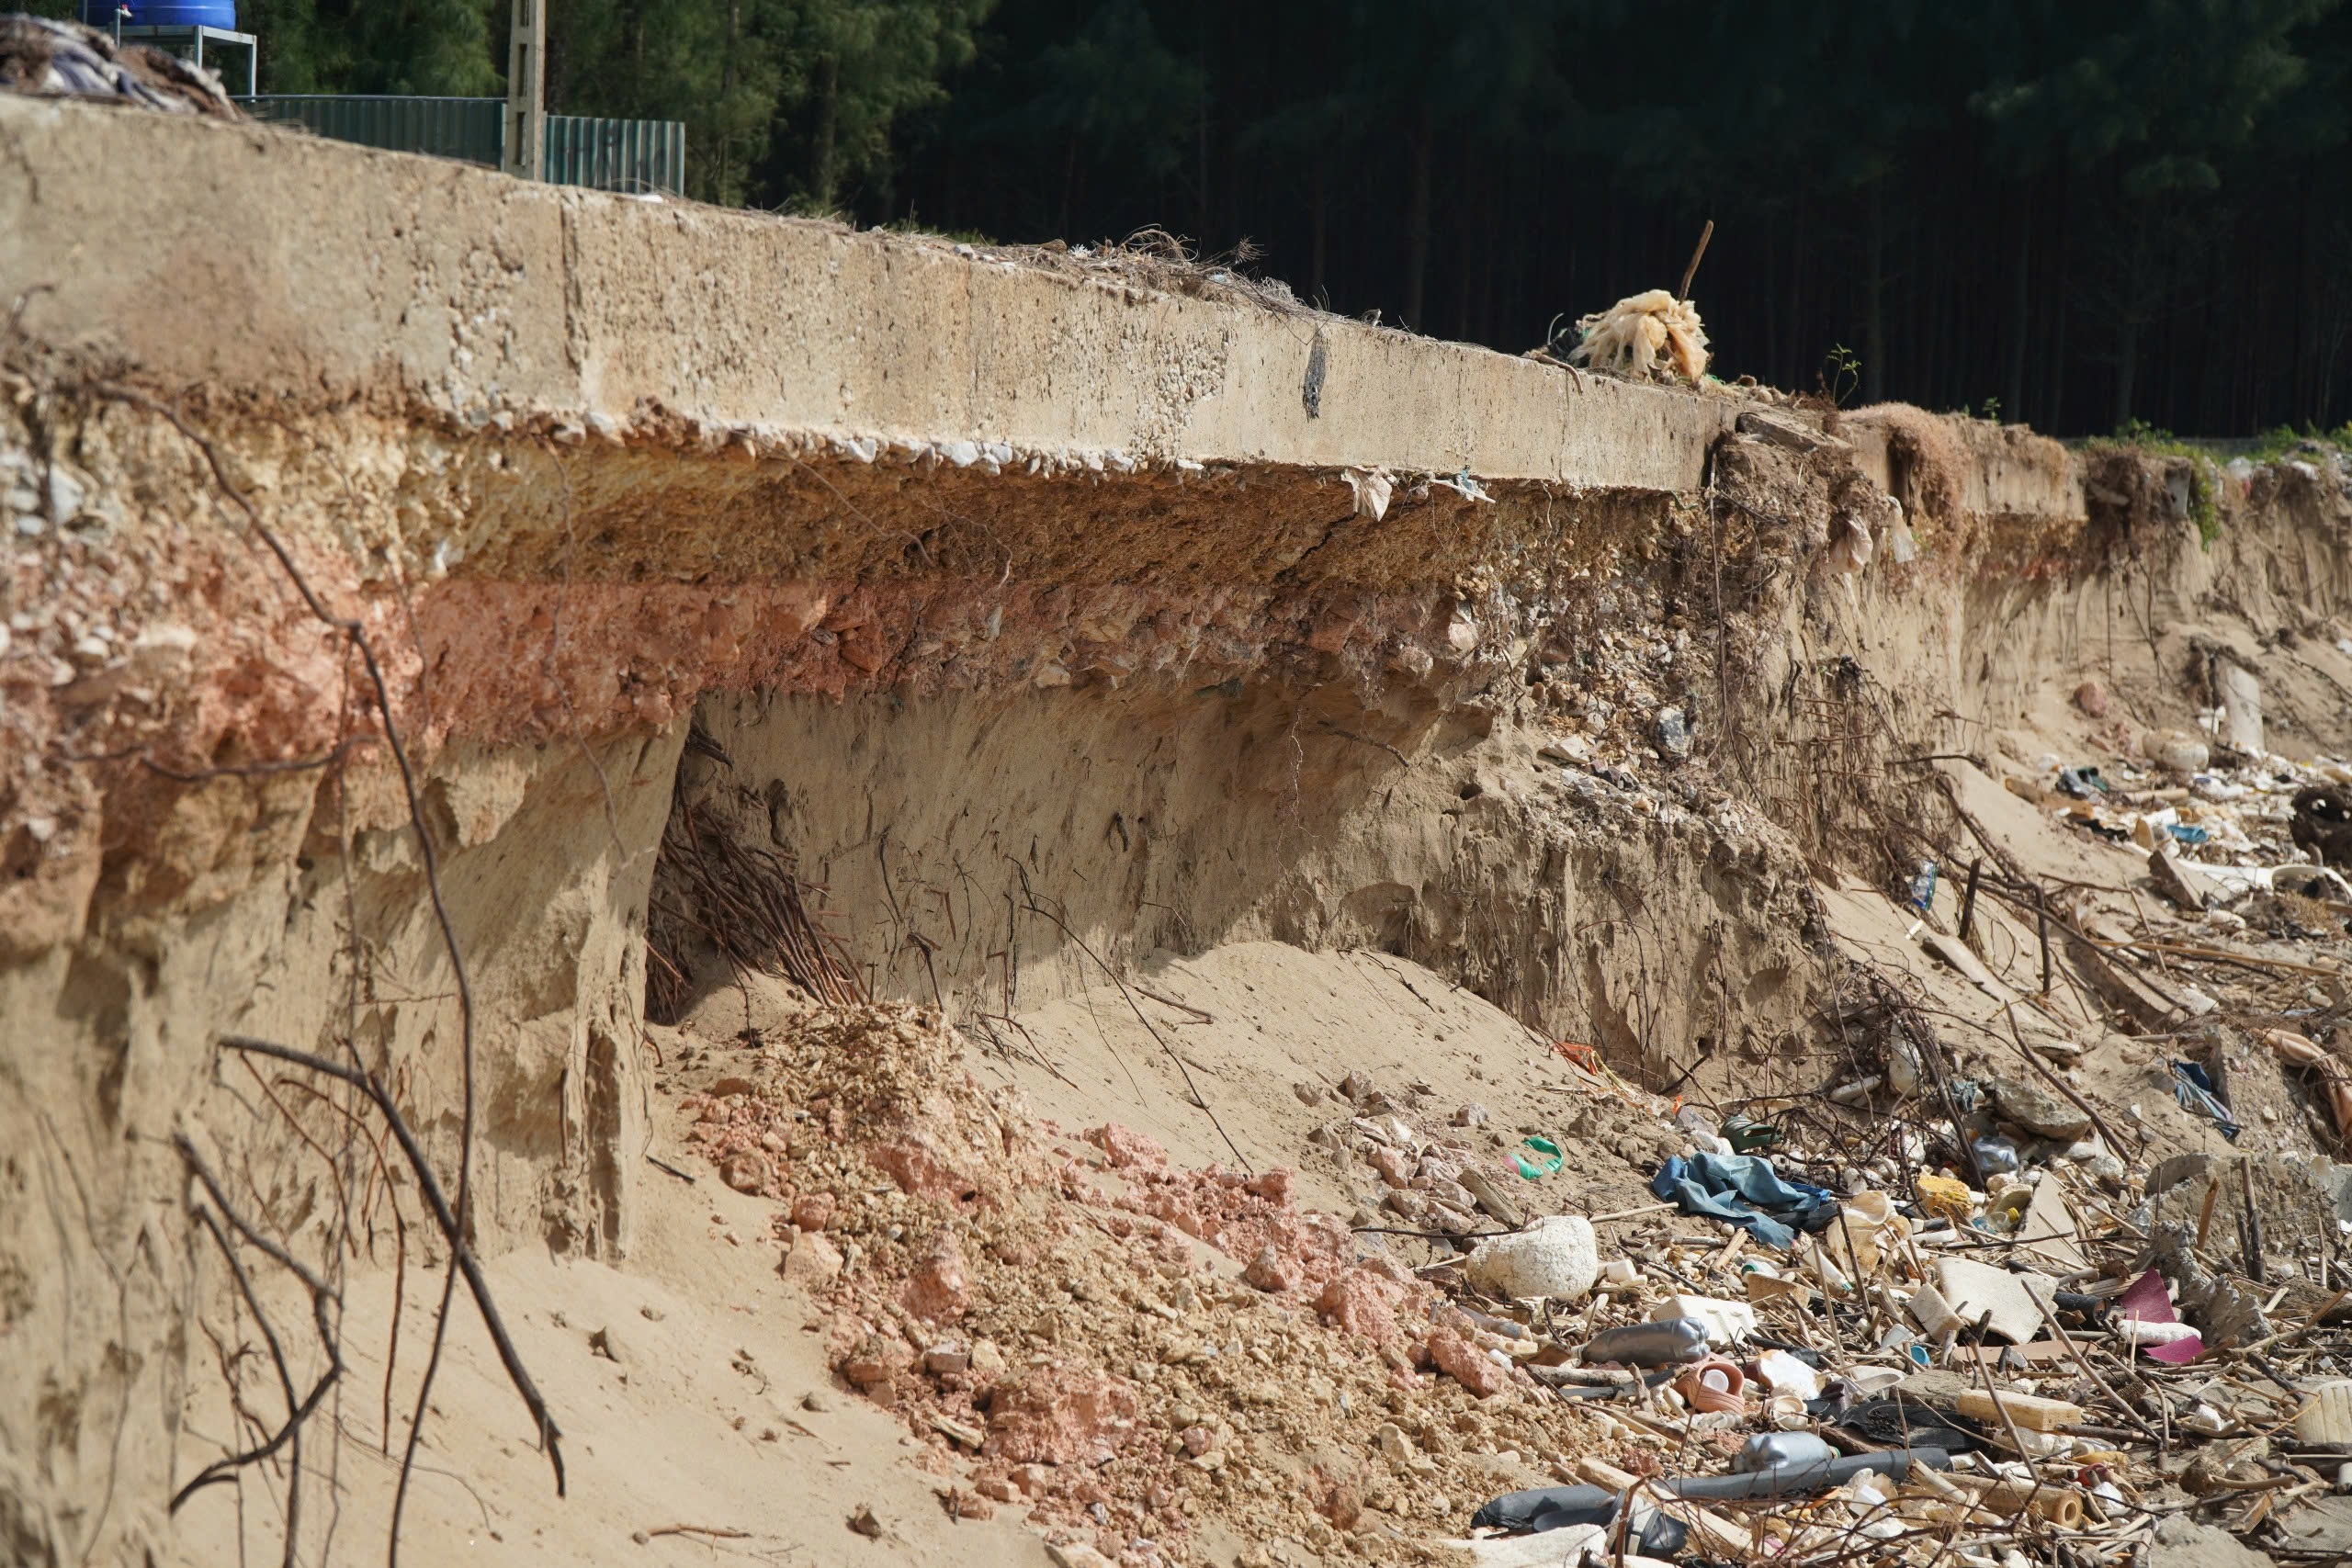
top-left (245, 96), bottom-right (503, 166)
top-left (242, 96), bottom-right (685, 196)
top-left (545, 114), bottom-right (684, 197)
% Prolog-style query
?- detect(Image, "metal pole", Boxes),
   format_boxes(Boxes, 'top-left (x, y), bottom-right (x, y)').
top-left (502, 0), bottom-right (545, 181)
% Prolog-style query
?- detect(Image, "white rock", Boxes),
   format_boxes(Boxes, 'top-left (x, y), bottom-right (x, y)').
top-left (1462, 1213), bottom-right (1598, 1303)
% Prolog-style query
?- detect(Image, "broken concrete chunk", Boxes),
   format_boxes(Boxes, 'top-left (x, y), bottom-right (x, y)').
top-left (1654, 706), bottom-right (1693, 761)
top-left (2151, 1517), bottom-right (2275, 1568)
top-left (1459, 1168), bottom-right (1525, 1230)
top-left (1934, 1256), bottom-right (2056, 1344)
top-left (2148, 847), bottom-right (2212, 912)
top-left (2216, 660), bottom-right (2264, 755)
top-left (1736, 408), bottom-right (1847, 455)
top-left (1991, 1076), bottom-right (2092, 1142)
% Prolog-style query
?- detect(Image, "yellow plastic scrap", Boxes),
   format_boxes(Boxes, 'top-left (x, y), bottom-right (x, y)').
top-left (1915, 1174), bottom-right (1975, 1224)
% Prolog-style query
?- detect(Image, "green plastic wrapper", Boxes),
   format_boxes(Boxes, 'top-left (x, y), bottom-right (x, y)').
top-left (1512, 1136), bottom-right (1564, 1179)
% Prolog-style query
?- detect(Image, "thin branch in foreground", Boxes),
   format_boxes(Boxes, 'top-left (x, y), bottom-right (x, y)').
top-left (218, 1036), bottom-right (566, 1502)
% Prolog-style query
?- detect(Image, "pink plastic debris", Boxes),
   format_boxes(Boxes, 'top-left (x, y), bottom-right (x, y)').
top-left (2116, 1268), bottom-right (2204, 1364)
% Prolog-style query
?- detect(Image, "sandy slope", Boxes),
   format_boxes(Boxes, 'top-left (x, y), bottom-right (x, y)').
top-left (170, 1130), bottom-right (1060, 1568)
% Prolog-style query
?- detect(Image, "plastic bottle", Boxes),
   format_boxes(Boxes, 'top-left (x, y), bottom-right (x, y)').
top-left (1970, 1135), bottom-right (2020, 1176)
top-left (1582, 1317), bottom-right (1709, 1368)
top-left (1470, 1486), bottom-right (1692, 1554)
top-left (1907, 860), bottom-right (1939, 913)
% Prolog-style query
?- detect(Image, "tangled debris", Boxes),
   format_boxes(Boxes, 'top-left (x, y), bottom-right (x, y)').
top-left (0, 15), bottom-right (240, 117)
top-left (1566, 291), bottom-right (1712, 385)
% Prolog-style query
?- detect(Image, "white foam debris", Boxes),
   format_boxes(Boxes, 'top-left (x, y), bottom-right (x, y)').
top-left (1463, 1214), bottom-right (1599, 1303)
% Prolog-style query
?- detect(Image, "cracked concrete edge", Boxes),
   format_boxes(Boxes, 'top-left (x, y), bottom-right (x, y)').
top-left (0, 95), bottom-right (2078, 517)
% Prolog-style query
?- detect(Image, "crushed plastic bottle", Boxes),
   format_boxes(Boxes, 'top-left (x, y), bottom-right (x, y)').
top-left (1733, 1431), bottom-right (1837, 1473)
top-left (1970, 1134), bottom-right (2020, 1176)
top-left (1582, 1316), bottom-right (1710, 1368)
top-left (1674, 1104), bottom-right (1733, 1156)
top-left (1907, 860), bottom-right (1939, 913)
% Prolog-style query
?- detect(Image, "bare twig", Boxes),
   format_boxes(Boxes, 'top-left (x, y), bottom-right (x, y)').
top-left (220, 1037), bottom-right (565, 1503)
top-left (1678, 220), bottom-right (1716, 303)
top-left (1010, 863), bottom-right (1249, 1169)
top-left (171, 1132), bottom-right (347, 1567)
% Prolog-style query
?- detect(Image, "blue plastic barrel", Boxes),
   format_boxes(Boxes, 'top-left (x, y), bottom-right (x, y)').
top-left (80, 0), bottom-right (237, 28)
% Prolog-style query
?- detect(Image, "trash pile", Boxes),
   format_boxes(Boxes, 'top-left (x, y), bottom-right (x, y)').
top-left (1434, 1075), bottom-right (2352, 1568)
top-left (0, 15), bottom-right (241, 117)
top-left (2026, 734), bottom-right (2352, 900)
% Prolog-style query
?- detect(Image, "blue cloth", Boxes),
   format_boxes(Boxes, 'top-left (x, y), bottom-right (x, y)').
top-left (2170, 1061), bottom-right (2241, 1142)
top-left (1651, 1152), bottom-right (1837, 1251)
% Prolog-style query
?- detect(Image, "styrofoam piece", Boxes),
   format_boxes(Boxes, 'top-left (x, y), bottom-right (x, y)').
top-left (1905, 1283), bottom-right (1962, 1337)
top-left (1651, 1292), bottom-right (1757, 1346)
top-left (1935, 1256), bottom-right (2056, 1344)
top-left (1463, 1213), bottom-right (1599, 1302)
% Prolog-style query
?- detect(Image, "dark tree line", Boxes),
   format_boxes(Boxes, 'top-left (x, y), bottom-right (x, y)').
top-left (47, 0), bottom-right (2352, 435)
top-left (894, 0), bottom-right (2352, 439)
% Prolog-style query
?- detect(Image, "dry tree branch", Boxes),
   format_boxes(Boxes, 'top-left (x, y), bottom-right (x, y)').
top-left (218, 1036), bottom-right (565, 1503)
top-left (650, 799), bottom-right (865, 1010)
top-left (171, 1136), bottom-right (345, 1568)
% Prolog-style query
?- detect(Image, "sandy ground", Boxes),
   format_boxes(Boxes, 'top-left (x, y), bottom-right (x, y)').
top-left (992, 942), bottom-right (1662, 1223)
top-left (169, 1134), bottom-right (1062, 1568)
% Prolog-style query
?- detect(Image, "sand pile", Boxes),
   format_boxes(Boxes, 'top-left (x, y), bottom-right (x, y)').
top-left (661, 999), bottom-right (1630, 1565)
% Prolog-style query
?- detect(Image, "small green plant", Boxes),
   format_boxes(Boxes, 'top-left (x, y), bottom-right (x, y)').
top-left (2109, 416), bottom-right (2179, 446)
top-left (1978, 396), bottom-right (2001, 424)
top-left (1820, 344), bottom-right (1861, 407)
top-left (2242, 422), bottom-right (2352, 463)
top-left (2188, 459), bottom-right (2221, 547)
top-left (2089, 420), bottom-right (2223, 547)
